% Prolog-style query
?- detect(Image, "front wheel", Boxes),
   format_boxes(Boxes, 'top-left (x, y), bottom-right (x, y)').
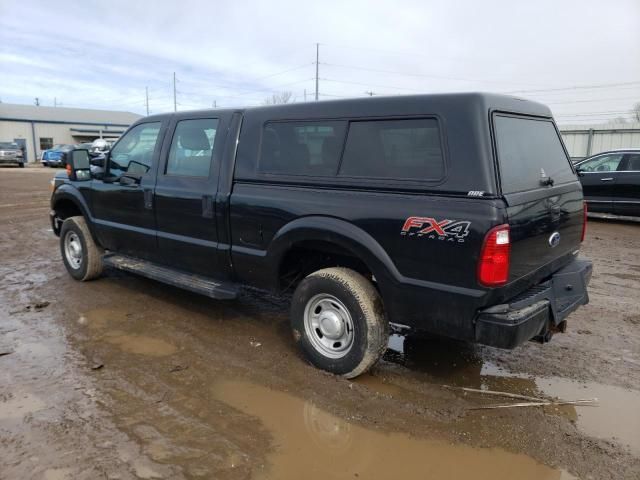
top-left (59, 216), bottom-right (104, 281)
top-left (291, 267), bottom-right (388, 378)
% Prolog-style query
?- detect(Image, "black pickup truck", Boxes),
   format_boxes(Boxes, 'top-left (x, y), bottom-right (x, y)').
top-left (50, 93), bottom-right (592, 378)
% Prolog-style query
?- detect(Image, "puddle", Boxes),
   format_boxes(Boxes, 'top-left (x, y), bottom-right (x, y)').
top-left (353, 373), bottom-right (405, 397)
top-left (483, 364), bottom-right (640, 453)
top-left (80, 307), bottom-right (131, 330)
top-left (212, 379), bottom-right (574, 480)
top-left (43, 468), bottom-right (73, 480)
top-left (78, 308), bottom-right (178, 356)
top-left (104, 334), bottom-right (177, 357)
top-left (385, 335), bottom-right (640, 454)
top-left (0, 393), bottom-right (47, 419)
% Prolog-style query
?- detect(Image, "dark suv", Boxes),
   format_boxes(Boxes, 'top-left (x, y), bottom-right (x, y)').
top-left (575, 149), bottom-right (640, 217)
top-left (50, 93), bottom-right (592, 378)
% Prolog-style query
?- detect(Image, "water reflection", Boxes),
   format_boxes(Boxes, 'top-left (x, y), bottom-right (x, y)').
top-left (212, 379), bottom-right (572, 480)
top-left (384, 333), bottom-right (640, 454)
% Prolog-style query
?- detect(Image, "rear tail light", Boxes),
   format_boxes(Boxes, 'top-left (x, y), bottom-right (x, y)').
top-left (581, 201), bottom-right (587, 242)
top-left (478, 224), bottom-right (511, 287)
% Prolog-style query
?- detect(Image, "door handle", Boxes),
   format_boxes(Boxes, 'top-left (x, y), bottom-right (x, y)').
top-left (600, 178), bottom-right (614, 181)
top-left (143, 188), bottom-right (153, 210)
top-left (202, 195), bottom-right (214, 219)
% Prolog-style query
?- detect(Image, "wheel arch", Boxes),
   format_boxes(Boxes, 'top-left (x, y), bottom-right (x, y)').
top-left (51, 186), bottom-right (97, 240)
top-left (268, 216), bottom-right (399, 296)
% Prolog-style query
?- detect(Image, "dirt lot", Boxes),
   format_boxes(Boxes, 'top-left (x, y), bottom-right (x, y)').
top-left (1, 167), bottom-right (639, 480)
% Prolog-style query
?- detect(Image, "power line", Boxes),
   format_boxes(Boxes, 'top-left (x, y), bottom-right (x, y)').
top-left (322, 78), bottom-right (423, 92)
top-left (251, 63), bottom-right (312, 82)
top-left (554, 110), bottom-right (632, 117)
top-left (321, 62), bottom-right (544, 87)
top-left (545, 95), bottom-right (640, 105)
top-left (505, 80), bottom-right (640, 95)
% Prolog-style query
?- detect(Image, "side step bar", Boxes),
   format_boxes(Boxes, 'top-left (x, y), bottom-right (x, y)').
top-left (102, 253), bottom-right (238, 300)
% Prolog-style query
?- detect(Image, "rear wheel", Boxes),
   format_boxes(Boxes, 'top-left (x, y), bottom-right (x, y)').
top-left (60, 216), bottom-right (103, 281)
top-left (291, 267), bottom-right (388, 378)
top-left (18, 162), bottom-right (24, 168)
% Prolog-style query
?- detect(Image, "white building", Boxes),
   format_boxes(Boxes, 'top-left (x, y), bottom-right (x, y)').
top-left (0, 103), bottom-right (141, 163)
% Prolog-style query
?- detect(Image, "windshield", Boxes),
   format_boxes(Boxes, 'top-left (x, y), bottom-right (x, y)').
top-left (0, 142), bottom-right (18, 149)
top-left (494, 115), bottom-right (577, 194)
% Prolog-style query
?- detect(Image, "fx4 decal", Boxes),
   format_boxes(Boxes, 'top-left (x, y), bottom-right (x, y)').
top-left (401, 216), bottom-right (471, 243)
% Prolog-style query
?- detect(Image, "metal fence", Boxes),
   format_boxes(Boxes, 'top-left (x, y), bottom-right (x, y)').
top-left (560, 123), bottom-right (640, 161)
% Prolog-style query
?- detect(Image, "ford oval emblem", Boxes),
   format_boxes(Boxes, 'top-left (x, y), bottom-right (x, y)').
top-left (548, 232), bottom-right (561, 248)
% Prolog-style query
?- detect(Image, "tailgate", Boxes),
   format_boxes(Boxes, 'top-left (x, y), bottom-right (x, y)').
top-left (493, 113), bottom-right (584, 284)
top-left (505, 185), bottom-right (584, 281)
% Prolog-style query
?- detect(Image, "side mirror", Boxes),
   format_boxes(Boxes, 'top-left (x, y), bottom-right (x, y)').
top-left (66, 149), bottom-right (91, 181)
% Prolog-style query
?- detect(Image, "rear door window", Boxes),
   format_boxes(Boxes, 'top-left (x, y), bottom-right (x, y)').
top-left (494, 115), bottom-right (576, 194)
top-left (621, 153), bottom-right (640, 171)
top-left (339, 118), bottom-right (444, 180)
top-left (166, 118), bottom-right (218, 178)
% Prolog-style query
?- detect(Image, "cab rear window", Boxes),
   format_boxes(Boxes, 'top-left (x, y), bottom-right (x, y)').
top-left (494, 115), bottom-right (576, 194)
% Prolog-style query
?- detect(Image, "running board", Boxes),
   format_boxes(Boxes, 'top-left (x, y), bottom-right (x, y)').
top-left (102, 253), bottom-right (238, 300)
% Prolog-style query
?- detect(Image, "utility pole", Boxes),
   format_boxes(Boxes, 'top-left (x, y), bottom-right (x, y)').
top-left (34, 97), bottom-right (40, 106)
top-left (173, 72), bottom-right (177, 112)
top-left (212, 100), bottom-right (217, 108)
top-left (304, 89), bottom-right (307, 102)
top-left (54, 97), bottom-right (57, 107)
top-left (314, 43), bottom-right (319, 101)
top-left (145, 87), bottom-right (149, 116)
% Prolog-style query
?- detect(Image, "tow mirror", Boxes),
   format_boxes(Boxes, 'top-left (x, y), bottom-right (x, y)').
top-left (66, 149), bottom-right (91, 181)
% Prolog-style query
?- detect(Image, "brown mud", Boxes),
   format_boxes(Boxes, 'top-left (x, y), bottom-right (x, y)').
top-left (1, 168), bottom-right (639, 479)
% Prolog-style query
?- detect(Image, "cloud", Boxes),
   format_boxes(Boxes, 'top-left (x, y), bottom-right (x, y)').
top-left (1, 0), bottom-right (639, 123)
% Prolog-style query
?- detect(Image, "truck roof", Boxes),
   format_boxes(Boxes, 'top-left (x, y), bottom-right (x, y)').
top-left (141, 92), bottom-right (552, 123)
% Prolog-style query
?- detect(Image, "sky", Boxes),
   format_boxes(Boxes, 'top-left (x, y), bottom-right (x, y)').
top-left (1, 0), bottom-right (639, 125)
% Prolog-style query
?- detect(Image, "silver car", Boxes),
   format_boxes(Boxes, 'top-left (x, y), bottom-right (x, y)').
top-left (0, 142), bottom-right (25, 168)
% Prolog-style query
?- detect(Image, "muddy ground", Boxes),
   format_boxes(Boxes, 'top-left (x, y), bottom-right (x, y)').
top-left (0, 167), bottom-right (639, 480)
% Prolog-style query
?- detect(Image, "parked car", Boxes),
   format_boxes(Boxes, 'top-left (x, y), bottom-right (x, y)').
top-left (575, 148), bottom-right (640, 217)
top-left (42, 144), bottom-right (75, 167)
top-left (41, 144), bottom-right (64, 166)
top-left (49, 93), bottom-right (592, 378)
top-left (0, 142), bottom-right (25, 167)
top-left (89, 138), bottom-right (112, 156)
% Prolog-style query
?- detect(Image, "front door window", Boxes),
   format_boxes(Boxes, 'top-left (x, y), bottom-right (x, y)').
top-left (109, 122), bottom-right (162, 177)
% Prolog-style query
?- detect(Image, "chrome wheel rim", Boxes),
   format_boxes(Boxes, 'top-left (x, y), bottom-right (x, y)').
top-left (64, 231), bottom-right (83, 270)
top-left (304, 294), bottom-right (354, 359)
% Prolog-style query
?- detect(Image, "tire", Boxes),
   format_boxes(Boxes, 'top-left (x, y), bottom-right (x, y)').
top-left (60, 216), bottom-right (104, 281)
top-left (290, 267), bottom-right (388, 378)
top-left (18, 162), bottom-right (24, 168)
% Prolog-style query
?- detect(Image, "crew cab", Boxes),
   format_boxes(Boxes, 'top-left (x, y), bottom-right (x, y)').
top-left (49, 93), bottom-right (592, 378)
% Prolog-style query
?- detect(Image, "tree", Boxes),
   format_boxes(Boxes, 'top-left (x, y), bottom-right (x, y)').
top-left (263, 91), bottom-right (293, 105)
top-left (608, 117), bottom-right (628, 125)
top-left (632, 102), bottom-right (640, 122)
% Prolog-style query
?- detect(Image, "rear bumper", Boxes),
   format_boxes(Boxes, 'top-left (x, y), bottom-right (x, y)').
top-left (475, 258), bottom-right (592, 349)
